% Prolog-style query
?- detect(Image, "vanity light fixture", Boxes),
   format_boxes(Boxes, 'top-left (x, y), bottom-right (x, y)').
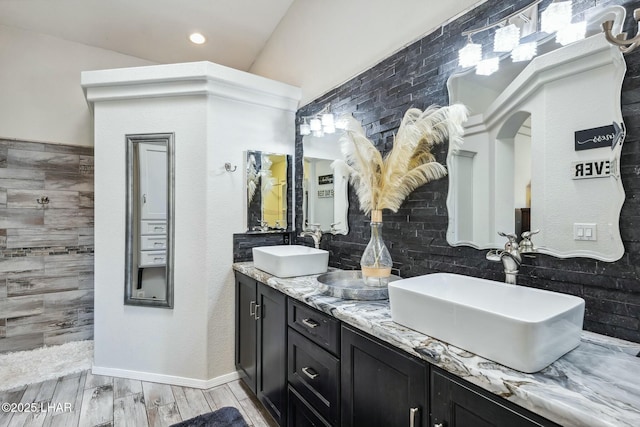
top-left (189, 32), bottom-right (206, 44)
top-left (459, 0), bottom-right (541, 75)
top-left (299, 104), bottom-right (338, 137)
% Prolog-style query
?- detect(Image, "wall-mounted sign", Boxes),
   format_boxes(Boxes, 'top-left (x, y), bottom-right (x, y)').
top-left (317, 189), bottom-right (334, 198)
top-left (572, 159), bottom-right (611, 179)
top-left (574, 122), bottom-right (623, 151)
top-left (318, 174), bottom-right (333, 185)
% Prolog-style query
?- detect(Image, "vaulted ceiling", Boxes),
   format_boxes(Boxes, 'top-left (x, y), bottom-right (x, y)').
top-left (0, 0), bottom-right (483, 104)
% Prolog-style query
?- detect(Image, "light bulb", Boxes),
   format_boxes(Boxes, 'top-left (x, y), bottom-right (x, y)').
top-left (321, 113), bottom-right (334, 128)
top-left (476, 57), bottom-right (500, 76)
top-left (189, 33), bottom-right (206, 44)
top-left (300, 122), bottom-right (311, 136)
top-left (511, 42), bottom-right (537, 62)
top-left (556, 21), bottom-right (586, 46)
top-left (494, 24), bottom-right (520, 52)
top-left (541, 1), bottom-right (572, 34)
top-left (458, 42), bottom-right (482, 68)
top-left (309, 118), bottom-right (322, 132)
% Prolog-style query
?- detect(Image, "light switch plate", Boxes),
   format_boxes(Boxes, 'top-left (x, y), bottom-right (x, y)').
top-left (574, 223), bottom-right (597, 241)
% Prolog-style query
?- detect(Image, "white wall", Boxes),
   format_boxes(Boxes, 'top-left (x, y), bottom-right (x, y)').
top-left (0, 24), bottom-right (154, 147)
top-left (86, 62), bottom-right (300, 386)
top-left (93, 96), bottom-right (211, 382)
top-left (251, 0), bottom-right (484, 105)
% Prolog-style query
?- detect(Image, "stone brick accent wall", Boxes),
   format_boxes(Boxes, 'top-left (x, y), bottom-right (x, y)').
top-left (295, 0), bottom-right (640, 343)
top-left (0, 138), bottom-right (94, 353)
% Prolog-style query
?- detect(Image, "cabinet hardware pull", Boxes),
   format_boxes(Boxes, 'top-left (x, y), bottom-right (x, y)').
top-left (249, 301), bottom-right (256, 316)
top-left (410, 407), bottom-right (419, 427)
top-left (301, 367), bottom-right (318, 379)
top-left (301, 318), bottom-right (319, 328)
top-left (254, 304), bottom-right (261, 320)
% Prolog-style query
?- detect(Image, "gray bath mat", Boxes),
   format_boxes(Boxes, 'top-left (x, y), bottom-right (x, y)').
top-left (170, 406), bottom-right (249, 427)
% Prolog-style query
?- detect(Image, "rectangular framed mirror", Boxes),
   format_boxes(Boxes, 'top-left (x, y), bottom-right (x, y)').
top-left (300, 115), bottom-right (363, 235)
top-left (125, 133), bottom-right (175, 308)
top-left (246, 150), bottom-right (291, 232)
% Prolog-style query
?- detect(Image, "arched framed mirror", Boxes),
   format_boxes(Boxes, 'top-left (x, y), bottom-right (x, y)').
top-left (124, 133), bottom-right (175, 308)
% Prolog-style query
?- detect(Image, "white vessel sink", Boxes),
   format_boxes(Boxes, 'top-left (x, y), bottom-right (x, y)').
top-left (388, 273), bottom-right (585, 373)
top-left (252, 245), bottom-right (329, 278)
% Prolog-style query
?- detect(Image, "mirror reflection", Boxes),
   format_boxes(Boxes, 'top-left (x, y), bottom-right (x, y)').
top-left (446, 30), bottom-right (625, 261)
top-left (302, 116), bottom-right (363, 235)
top-left (246, 151), bottom-right (290, 232)
top-left (125, 133), bottom-right (174, 308)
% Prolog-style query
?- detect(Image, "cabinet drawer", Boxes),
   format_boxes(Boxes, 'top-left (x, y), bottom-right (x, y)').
top-left (140, 235), bottom-right (167, 250)
top-left (140, 220), bottom-right (167, 235)
top-left (288, 328), bottom-right (339, 425)
top-left (139, 250), bottom-right (166, 267)
top-left (288, 386), bottom-right (331, 427)
top-left (288, 299), bottom-right (340, 355)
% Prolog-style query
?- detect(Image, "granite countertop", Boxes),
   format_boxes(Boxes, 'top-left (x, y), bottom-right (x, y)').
top-left (232, 262), bottom-right (640, 427)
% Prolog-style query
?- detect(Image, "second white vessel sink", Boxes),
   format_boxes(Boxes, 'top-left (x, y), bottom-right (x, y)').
top-left (388, 273), bottom-right (585, 373)
top-left (252, 245), bottom-right (328, 278)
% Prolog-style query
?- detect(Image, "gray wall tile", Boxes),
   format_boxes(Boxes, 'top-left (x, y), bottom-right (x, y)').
top-left (44, 253), bottom-right (94, 275)
top-left (0, 333), bottom-right (44, 353)
top-left (0, 138), bottom-right (94, 354)
top-left (45, 171), bottom-right (93, 191)
top-left (0, 256), bottom-right (44, 274)
top-left (44, 208), bottom-right (93, 228)
top-left (0, 208), bottom-right (44, 228)
top-left (7, 274), bottom-right (79, 296)
top-left (44, 325), bottom-right (93, 346)
top-left (6, 227), bottom-right (79, 248)
top-left (7, 149), bottom-right (79, 172)
top-left (5, 311), bottom-right (79, 337)
top-left (7, 189), bottom-right (80, 209)
top-left (0, 294), bottom-right (44, 318)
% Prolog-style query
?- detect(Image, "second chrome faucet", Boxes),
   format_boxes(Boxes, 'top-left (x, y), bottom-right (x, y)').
top-left (487, 230), bottom-right (539, 285)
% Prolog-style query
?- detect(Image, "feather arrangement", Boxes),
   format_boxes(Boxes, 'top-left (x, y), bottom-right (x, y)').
top-left (341, 104), bottom-right (468, 216)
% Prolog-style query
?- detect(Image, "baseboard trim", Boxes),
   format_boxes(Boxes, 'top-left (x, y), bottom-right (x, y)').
top-left (91, 366), bottom-right (241, 389)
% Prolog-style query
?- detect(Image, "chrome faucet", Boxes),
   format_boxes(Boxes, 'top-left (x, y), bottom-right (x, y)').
top-left (487, 230), bottom-right (539, 285)
top-left (299, 223), bottom-right (323, 249)
top-left (252, 220), bottom-right (269, 232)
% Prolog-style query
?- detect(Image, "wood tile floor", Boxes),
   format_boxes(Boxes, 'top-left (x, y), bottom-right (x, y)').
top-left (0, 370), bottom-right (278, 427)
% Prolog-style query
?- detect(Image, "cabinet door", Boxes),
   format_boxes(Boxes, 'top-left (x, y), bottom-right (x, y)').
top-left (341, 326), bottom-right (427, 427)
top-left (235, 273), bottom-right (257, 393)
top-left (431, 367), bottom-right (559, 427)
top-left (137, 142), bottom-right (167, 220)
top-left (257, 283), bottom-right (287, 426)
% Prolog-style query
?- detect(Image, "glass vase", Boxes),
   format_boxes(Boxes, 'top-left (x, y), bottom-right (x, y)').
top-left (360, 210), bottom-right (392, 287)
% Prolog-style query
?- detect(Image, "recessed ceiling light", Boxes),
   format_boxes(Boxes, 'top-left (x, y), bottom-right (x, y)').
top-left (189, 33), bottom-right (206, 45)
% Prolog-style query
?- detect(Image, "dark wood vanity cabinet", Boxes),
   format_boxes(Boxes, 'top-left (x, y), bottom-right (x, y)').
top-left (235, 272), bottom-right (559, 427)
top-left (341, 326), bottom-right (428, 427)
top-left (430, 367), bottom-right (559, 427)
top-left (235, 273), bottom-right (287, 426)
